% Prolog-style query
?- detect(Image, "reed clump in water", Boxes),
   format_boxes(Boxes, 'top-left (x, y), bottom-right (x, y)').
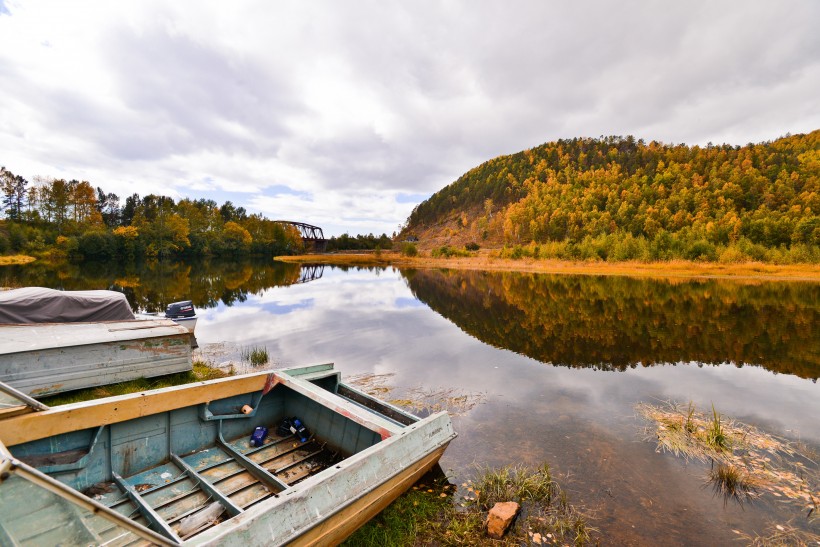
top-left (240, 345), bottom-right (269, 366)
top-left (708, 463), bottom-right (758, 506)
top-left (704, 404), bottom-right (731, 452)
top-left (637, 400), bottom-right (819, 517)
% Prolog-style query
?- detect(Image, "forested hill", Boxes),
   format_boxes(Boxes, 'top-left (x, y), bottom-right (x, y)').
top-left (402, 131), bottom-right (820, 262)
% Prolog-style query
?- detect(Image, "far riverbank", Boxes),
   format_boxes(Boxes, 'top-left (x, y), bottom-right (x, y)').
top-left (275, 251), bottom-right (820, 282)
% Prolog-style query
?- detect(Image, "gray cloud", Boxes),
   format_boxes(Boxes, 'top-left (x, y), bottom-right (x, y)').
top-left (100, 26), bottom-right (300, 160)
top-left (1, 1), bottom-right (818, 234)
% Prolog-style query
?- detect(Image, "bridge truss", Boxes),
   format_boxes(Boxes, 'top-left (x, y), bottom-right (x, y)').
top-left (274, 221), bottom-right (327, 252)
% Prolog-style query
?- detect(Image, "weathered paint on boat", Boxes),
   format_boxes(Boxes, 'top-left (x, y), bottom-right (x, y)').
top-left (0, 363), bottom-right (457, 545)
top-left (284, 445), bottom-right (447, 546)
top-left (0, 319), bottom-right (192, 396)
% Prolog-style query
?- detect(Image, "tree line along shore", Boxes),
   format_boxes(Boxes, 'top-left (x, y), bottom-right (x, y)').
top-left (3, 130), bottom-right (819, 266)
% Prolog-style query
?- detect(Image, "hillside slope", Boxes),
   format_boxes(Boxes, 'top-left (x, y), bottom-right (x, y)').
top-left (401, 131), bottom-right (820, 262)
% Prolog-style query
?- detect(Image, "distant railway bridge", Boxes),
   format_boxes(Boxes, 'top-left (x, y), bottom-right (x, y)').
top-left (274, 221), bottom-right (328, 252)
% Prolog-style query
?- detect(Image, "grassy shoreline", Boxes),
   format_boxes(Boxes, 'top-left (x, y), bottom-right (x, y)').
top-left (275, 251), bottom-right (820, 282)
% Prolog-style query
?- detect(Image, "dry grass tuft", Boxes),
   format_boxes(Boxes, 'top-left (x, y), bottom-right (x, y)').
top-left (737, 521), bottom-right (820, 546)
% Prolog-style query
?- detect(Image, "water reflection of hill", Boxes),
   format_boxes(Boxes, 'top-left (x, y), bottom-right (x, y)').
top-left (1, 259), bottom-right (308, 312)
top-left (403, 269), bottom-right (820, 381)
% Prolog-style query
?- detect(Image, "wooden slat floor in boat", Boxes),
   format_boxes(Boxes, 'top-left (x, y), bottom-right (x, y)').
top-left (100, 432), bottom-right (341, 541)
top-left (229, 432), bottom-right (340, 485)
top-left (182, 445), bottom-right (275, 509)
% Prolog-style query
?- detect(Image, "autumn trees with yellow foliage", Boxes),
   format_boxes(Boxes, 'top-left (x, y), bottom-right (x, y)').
top-left (0, 171), bottom-right (303, 260)
top-left (404, 131), bottom-right (819, 263)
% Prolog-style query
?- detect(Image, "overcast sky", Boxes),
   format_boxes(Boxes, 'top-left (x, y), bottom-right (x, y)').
top-left (1, 1), bottom-right (818, 236)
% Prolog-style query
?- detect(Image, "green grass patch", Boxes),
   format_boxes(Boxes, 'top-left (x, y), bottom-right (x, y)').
top-left (431, 245), bottom-right (472, 258)
top-left (400, 242), bottom-right (418, 257)
top-left (343, 473), bottom-right (455, 547)
top-left (344, 465), bottom-right (597, 546)
top-left (471, 464), bottom-right (594, 546)
top-left (705, 404), bottom-right (730, 452)
top-left (40, 360), bottom-right (232, 406)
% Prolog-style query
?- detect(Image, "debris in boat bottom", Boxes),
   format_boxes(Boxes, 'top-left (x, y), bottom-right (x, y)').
top-left (160, 472), bottom-right (173, 480)
top-left (83, 482), bottom-right (115, 497)
top-left (134, 483), bottom-right (153, 492)
top-left (176, 502), bottom-right (225, 537)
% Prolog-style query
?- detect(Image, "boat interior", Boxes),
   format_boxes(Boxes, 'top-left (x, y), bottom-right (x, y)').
top-left (0, 367), bottom-right (417, 545)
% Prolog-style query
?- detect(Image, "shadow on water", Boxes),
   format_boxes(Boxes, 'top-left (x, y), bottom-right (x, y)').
top-left (0, 258), bottom-right (323, 313)
top-left (401, 268), bottom-right (820, 381)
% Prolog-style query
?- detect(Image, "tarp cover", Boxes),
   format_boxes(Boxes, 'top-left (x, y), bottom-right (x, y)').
top-left (0, 287), bottom-right (135, 323)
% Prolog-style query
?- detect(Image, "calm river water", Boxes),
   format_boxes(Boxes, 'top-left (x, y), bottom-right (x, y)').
top-left (3, 259), bottom-right (819, 545)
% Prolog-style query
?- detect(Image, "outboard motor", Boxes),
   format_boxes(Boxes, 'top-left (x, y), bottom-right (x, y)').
top-left (165, 300), bottom-right (195, 319)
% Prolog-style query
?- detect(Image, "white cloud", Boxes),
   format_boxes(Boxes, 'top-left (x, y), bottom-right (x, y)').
top-left (1, 0), bottom-right (818, 236)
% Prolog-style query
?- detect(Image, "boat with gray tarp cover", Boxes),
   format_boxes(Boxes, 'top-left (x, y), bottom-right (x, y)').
top-left (0, 287), bottom-right (197, 396)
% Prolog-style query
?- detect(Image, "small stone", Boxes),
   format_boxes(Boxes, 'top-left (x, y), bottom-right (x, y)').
top-left (440, 493), bottom-right (447, 498)
top-left (533, 532), bottom-right (542, 544)
top-left (485, 501), bottom-right (520, 539)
